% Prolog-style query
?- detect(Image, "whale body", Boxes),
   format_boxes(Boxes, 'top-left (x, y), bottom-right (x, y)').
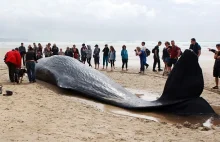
top-left (35, 49), bottom-right (216, 115)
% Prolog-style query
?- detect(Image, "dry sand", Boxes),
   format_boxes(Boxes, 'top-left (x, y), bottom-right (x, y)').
top-left (0, 48), bottom-right (220, 142)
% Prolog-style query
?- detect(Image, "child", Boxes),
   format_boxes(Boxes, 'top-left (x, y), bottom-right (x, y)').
top-left (208, 44), bottom-right (220, 89)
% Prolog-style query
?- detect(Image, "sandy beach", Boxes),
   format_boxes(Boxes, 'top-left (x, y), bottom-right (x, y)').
top-left (0, 48), bottom-right (220, 142)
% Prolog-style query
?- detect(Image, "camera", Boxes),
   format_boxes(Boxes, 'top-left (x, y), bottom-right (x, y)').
top-left (134, 49), bottom-right (137, 52)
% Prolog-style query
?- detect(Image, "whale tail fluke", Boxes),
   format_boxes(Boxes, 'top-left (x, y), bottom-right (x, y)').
top-left (159, 49), bottom-right (204, 101)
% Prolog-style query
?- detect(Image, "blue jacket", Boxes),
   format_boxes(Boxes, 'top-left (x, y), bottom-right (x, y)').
top-left (139, 50), bottom-right (146, 62)
top-left (121, 49), bottom-right (128, 60)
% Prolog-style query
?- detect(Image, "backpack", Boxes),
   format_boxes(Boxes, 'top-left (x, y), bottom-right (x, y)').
top-left (146, 49), bottom-right (151, 57)
top-left (152, 48), bottom-right (155, 54)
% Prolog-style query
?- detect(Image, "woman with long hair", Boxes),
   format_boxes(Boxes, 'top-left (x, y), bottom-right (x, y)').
top-left (108, 46), bottom-right (116, 71)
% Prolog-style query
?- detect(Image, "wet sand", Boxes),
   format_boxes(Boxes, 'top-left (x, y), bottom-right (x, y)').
top-left (0, 48), bottom-right (220, 142)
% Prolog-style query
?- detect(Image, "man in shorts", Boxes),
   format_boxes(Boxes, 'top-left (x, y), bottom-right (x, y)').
top-left (167, 40), bottom-right (181, 73)
top-left (209, 44), bottom-right (220, 89)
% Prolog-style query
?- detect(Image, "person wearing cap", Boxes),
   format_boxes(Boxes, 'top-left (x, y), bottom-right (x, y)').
top-left (102, 44), bottom-right (109, 69)
top-left (208, 44), bottom-right (220, 89)
top-left (81, 43), bottom-right (87, 64)
top-left (189, 38), bottom-right (201, 57)
top-left (121, 45), bottom-right (128, 71)
top-left (93, 44), bottom-right (100, 69)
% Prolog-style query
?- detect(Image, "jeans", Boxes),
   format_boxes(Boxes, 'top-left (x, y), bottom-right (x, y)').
top-left (122, 59), bottom-right (128, 69)
top-left (110, 60), bottom-right (115, 68)
top-left (26, 61), bottom-right (36, 82)
top-left (7, 62), bottom-right (17, 82)
top-left (103, 56), bottom-right (109, 67)
top-left (143, 57), bottom-right (147, 66)
top-left (140, 59), bottom-right (145, 72)
top-left (87, 58), bottom-right (92, 66)
top-left (153, 56), bottom-right (161, 70)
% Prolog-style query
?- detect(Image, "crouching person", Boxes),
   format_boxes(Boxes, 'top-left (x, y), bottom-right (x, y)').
top-left (26, 47), bottom-right (37, 83)
top-left (4, 49), bottom-right (21, 83)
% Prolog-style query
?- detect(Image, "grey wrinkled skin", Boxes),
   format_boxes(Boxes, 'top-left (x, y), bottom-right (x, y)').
top-left (36, 56), bottom-right (164, 109)
top-left (35, 51), bottom-right (216, 114)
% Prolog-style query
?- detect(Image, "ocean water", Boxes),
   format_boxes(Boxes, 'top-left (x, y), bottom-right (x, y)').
top-left (0, 41), bottom-right (218, 70)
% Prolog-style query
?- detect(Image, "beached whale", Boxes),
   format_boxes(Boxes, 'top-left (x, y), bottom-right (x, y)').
top-left (35, 49), bottom-right (216, 115)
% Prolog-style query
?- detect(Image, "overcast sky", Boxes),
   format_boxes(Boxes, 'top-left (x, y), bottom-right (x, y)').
top-left (0, 0), bottom-right (219, 41)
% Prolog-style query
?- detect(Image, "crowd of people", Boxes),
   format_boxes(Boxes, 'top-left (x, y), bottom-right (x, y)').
top-left (4, 38), bottom-right (220, 90)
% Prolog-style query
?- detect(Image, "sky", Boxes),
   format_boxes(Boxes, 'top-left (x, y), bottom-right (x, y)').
top-left (0, 0), bottom-right (219, 41)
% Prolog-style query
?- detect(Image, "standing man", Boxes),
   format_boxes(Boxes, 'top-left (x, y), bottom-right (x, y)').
top-left (102, 44), bottom-right (109, 70)
top-left (152, 41), bottom-right (163, 72)
top-left (19, 43), bottom-right (26, 66)
top-left (189, 38), bottom-right (201, 57)
top-left (167, 40), bottom-right (181, 73)
top-left (208, 44), bottom-right (220, 89)
top-left (141, 42), bottom-right (149, 69)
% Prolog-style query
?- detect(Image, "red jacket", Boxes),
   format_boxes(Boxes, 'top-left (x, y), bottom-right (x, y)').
top-left (14, 50), bottom-right (21, 68)
top-left (5, 50), bottom-right (21, 68)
